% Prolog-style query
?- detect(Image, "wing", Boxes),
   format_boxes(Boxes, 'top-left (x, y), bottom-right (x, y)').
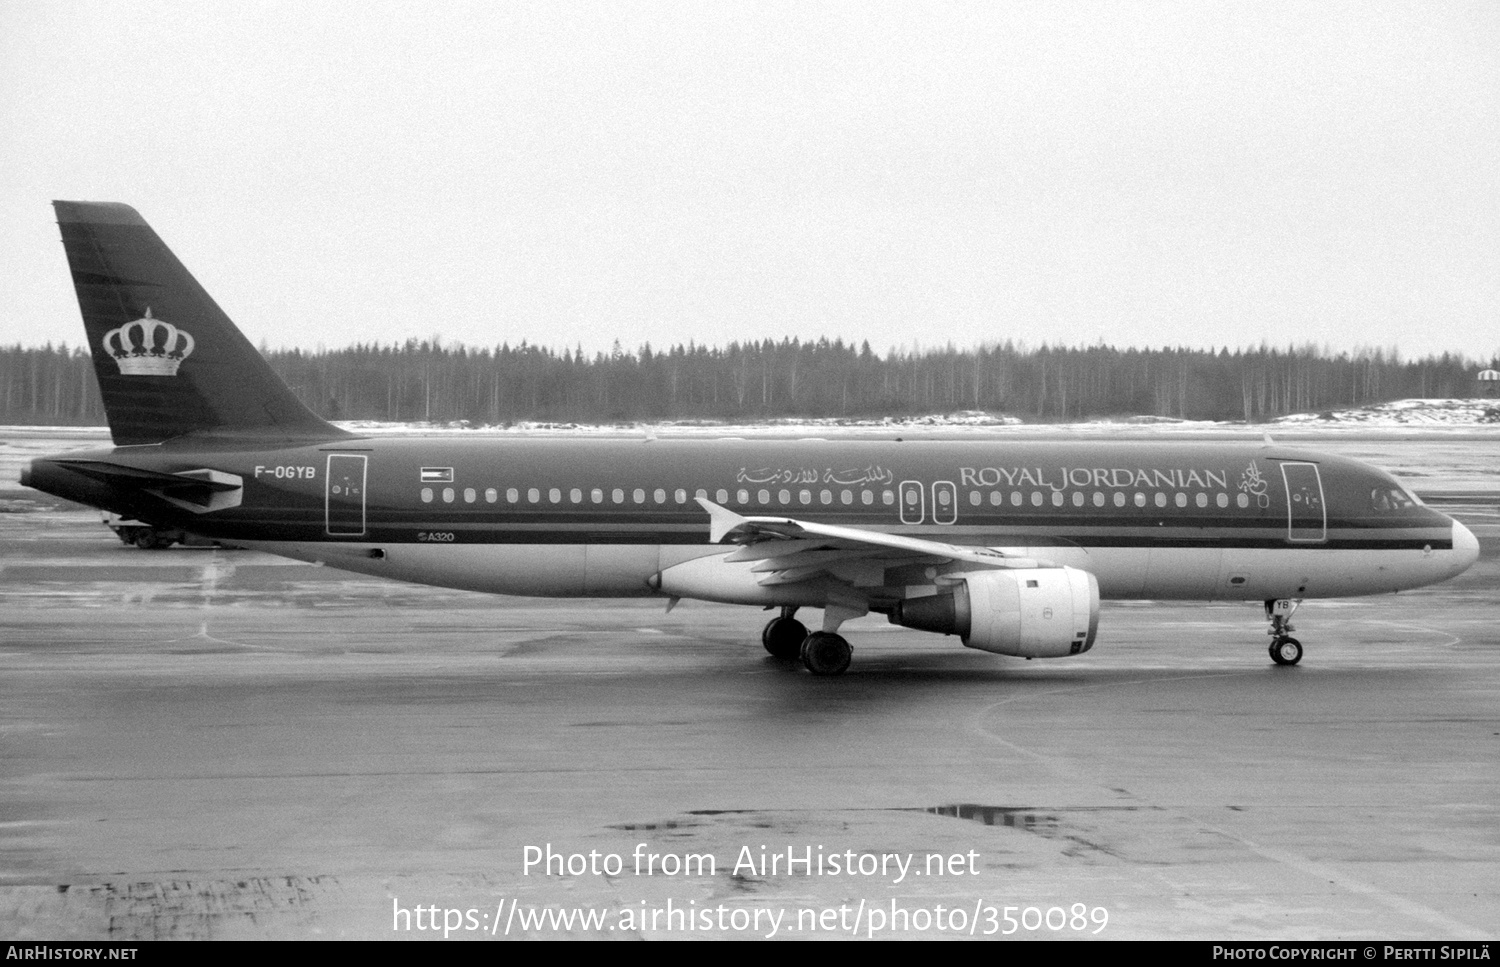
top-left (694, 497), bottom-right (1054, 599)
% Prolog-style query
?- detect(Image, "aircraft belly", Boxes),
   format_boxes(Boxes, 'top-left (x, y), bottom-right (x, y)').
top-left (228, 530), bottom-right (1469, 604)
top-left (1143, 547), bottom-right (1224, 599)
top-left (1047, 544), bottom-right (1455, 601)
top-left (239, 542), bottom-right (662, 597)
top-left (1208, 547), bottom-right (1453, 600)
top-left (1052, 547), bottom-right (1148, 598)
top-left (583, 544), bottom-right (664, 595)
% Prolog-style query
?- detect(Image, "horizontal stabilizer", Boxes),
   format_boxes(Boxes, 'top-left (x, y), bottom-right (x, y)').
top-left (51, 460), bottom-right (229, 490)
top-left (51, 460), bottom-right (243, 512)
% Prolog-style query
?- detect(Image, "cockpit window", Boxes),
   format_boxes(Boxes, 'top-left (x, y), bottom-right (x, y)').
top-left (1370, 486), bottom-right (1417, 512)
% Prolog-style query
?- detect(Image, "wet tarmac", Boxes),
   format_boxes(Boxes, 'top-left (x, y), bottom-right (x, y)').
top-left (1, 434), bottom-right (1497, 940)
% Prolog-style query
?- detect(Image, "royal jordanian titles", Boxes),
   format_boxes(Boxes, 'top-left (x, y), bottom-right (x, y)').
top-left (21, 202), bottom-right (1480, 674)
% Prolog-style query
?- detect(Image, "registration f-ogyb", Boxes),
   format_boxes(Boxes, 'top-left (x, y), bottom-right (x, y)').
top-left (20, 202), bottom-right (1480, 674)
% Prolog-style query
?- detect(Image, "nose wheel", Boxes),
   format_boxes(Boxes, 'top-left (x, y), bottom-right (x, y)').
top-left (1269, 636), bottom-right (1303, 666)
top-left (1265, 599), bottom-right (1304, 666)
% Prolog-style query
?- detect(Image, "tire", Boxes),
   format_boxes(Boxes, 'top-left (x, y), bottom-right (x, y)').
top-left (800, 632), bottom-right (852, 676)
top-left (761, 617), bottom-right (808, 659)
top-left (1269, 636), bottom-right (1303, 666)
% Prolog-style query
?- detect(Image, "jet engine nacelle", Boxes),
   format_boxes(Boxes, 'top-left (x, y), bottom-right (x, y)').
top-left (890, 566), bottom-right (1100, 658)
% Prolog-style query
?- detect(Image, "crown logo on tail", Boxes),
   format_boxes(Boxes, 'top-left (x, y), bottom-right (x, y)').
top-left (103, 309), bottom-right (195, 376)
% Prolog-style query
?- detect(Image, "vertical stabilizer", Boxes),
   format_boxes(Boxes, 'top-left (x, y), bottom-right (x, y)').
top-left (53, 201), bottom-right (347, 445)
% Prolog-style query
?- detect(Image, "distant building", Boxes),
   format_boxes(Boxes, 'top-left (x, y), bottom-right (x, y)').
top-left (1478, 369), bottom-right (1500, 398)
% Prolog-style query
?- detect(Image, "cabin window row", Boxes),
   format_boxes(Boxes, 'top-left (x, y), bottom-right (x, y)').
top-left (966, 489), bottom-right (1248, 510)
top-left (417, 486), bottom-right (899, 506)
top-left (416, 485), bottom-right (1251, 510)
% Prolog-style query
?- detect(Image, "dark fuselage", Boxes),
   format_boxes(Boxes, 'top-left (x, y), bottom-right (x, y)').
top-left (24, 434), bottom-right (1472, 604)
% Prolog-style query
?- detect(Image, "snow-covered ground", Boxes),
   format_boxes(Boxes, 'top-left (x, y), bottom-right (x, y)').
top-left (1272, 398), bottom-right (1500, 427)
top-left (331, 398), bottom-right (1500, 436)
top-left (5, 400), bottom-right (1500, 449)
top-left (335, 409), bottom-right (1025, 437)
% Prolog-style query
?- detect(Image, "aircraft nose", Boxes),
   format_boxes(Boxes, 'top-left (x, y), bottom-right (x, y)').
top-left (1450, 519), bottom-right (1480, 575)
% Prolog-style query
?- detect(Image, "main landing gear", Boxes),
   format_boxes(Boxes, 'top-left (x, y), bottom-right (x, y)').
top-left (800, 632), bottom-right (853, 676)
top-left (760, 607), bottom-right (854, 676)
top-left (1265, 599), bottom-right (1304, 666)
top-left (761, 608), bottom-right (807, 660)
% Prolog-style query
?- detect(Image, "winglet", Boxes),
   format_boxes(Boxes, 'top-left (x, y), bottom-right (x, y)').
top-left (696, 497), bottom-right (747, 543)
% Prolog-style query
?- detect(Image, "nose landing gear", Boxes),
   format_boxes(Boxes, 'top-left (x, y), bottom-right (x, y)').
top-left (1266, 599), bottom-right (1304, 666)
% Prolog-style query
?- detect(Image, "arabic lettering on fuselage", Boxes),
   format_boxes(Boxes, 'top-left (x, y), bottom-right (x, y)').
top-left (958, 466), bottom-right (1231, 491)
top-left (733, 465), bottom-right (1231, 491)
top-left (736, 466), bottom-right (896, 486)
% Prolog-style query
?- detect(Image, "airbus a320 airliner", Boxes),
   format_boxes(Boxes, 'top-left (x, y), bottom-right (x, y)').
top-left (20, 202), bottom-right (1480, 674)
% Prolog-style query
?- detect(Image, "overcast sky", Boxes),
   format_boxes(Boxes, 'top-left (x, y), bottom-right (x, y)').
top-left (3, 1), bottom-right (1496, 360)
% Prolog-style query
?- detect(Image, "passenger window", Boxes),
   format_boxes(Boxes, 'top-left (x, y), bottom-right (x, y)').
top-left (443, 488), bottom-right (455, 503)
top-left (633, 489), bottom-right (645, 503)
top-left (570, 488), bottom-right (582, 503)
top-left (591, 488), bottom-right (603, 503)
top-left (464, 488), bottom-right (476, 503)
top-left (507, 487), bottom-right (519, 503)
top-left (675, 488), bottom-right (687, 504)
top-left (421, 488), bottom-right (433, 503)
top-left (612, 488), bottom-right (624, 503)
top-left (549, 488), bottom-right (561, 503)
top-left (485, 488), bottom-right (497, 503)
